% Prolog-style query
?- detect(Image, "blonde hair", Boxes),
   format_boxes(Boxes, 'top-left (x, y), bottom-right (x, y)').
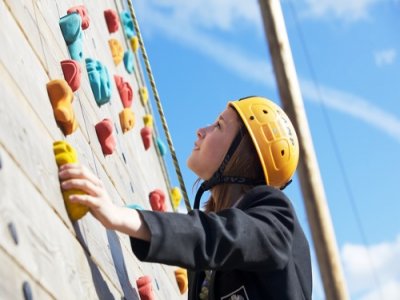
top-left (204, 130), bottom-right (264, 212)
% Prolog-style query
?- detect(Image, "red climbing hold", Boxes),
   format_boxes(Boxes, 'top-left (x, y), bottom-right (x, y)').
top-left (95, 119), bottom-right (116, 155)
top-left (67, 5), bottom-right (90, 30)
top-left (136, 276), bottom-right (155, 300)
top-left (149, 189), bottom-right (166, 212)
top-left (104, 9), bottom-right (119, 33)
top-left (61, 60), bottom-right (81, 92)
top-left (140, 126), bottom-right (152, 150)
top-left (114, 75), bottom-right (133, 108)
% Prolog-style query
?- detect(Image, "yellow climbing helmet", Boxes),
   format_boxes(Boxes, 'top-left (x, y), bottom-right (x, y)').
top-left (229, 96), bottom-right (299, 188)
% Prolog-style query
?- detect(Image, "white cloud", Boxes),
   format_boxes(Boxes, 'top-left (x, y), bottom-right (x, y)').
top-left (341, 235), bottom-right (400, 299)
top-left (300, 80), bottom-right (400, 143)
top-left (135, 0), bottom-right (400, 144)
top-left (361, 280), bottom-right (400, 300)
top-left (301, 0), bottom-right (382, 21)
top-left (140, 0), bottom-right (261, 32)
top-left (136, 0), bottom-right (275, 86)
top-left (374, 49), bottom-right (397, 67)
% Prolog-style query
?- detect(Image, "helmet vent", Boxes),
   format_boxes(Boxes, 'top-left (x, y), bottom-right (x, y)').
top-left (250, 116), bottom-right (255, 120)
top-left (263, 110), bottom-right (268, 114)
top-left (281, 150), bottom-right (285, 156)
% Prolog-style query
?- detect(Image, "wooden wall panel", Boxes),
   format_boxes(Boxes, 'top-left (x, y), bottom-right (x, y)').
top-left (0, 0), bottom-right (185, 298)
top-left (0, 146), bottom-right (124, 299)
top-left (0, 249), bottom-right (53, 300)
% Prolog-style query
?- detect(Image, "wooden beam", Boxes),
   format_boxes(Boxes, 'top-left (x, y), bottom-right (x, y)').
top-left (258, 1), bottom-right (349, 299)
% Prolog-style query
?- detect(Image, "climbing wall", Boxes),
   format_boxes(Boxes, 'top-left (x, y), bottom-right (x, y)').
top-left (0, 0), bottom-right (186, 299)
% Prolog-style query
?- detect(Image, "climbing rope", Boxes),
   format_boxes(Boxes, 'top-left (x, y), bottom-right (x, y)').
top-left (125, 0), bottom-right (192, 212)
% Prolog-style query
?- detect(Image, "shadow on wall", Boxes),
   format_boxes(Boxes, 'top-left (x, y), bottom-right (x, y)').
top-left (73, 223), bottom-right (139, 300)
top-left (107, 229), bottom-right (139, 300)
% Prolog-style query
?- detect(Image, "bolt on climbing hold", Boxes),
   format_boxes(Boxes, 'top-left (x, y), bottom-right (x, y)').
top-left (59, 13), bottom-right (83, 61)
top-left (170, 187), bottom-right (182, 210)
top-left (149, 189), bottom-right (166, 212)
top-left (67, 5), bottom-right (90, 30)
top-left (22, 281), bottom-right (33, 300)
top-left (95, 119), bottom-right (116, 155)
top-left (123, 50), bottom-right (134, 74)
top-left (130, 36), bottom-right (139, 53)
top-left (142, 114), bottom-right (153, 128)
top-left (114, 75), bottom-right (133, 108)
top-left (120, 11), bottom-right (135, 39)
top-left (104, 9), bottom-right (119, 33)
top-left (61, 60), bottom-right (81, 92)
top-left (139, 87), bottom-right (148, 107)
top-left (175, 268), bottom-right (188, 294)
top-left (46, 79), bottom-right (78, 135)
top-left (85, 58), bottom-right (112, 106)
top-left (136, 275), bottom-right (155, 300)
top-left (140, 126), bottom-right (152, 151)
top-left (119, 108), bottom-right (135, 133)
top-left (53, 141), bottom-right (89, 221)
top-left (108, 39), bottom-right (124, 66)
top-left (156, 138), bottom-right (167, 156)
top-left (8, 222), bottom-right (19, 245)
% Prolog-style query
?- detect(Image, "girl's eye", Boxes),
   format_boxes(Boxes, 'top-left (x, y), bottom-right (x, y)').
top-left (214, 122), bottom-right (221, 129)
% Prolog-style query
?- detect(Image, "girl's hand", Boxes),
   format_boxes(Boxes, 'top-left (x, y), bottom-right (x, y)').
top-left (58, 163), bottom-right (120, 229)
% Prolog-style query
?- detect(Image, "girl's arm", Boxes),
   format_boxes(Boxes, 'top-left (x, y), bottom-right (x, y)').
top-left (58, 163), bottom-right (150, 241)
top-left (131, 186), bottom-right (295, 272)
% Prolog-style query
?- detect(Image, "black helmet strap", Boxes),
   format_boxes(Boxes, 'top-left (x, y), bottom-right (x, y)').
top-left (193, 128), bottom-right (264, 209)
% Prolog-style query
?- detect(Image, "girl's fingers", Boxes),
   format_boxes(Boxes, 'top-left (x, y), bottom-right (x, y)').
top-left (61, 178), bottom-right (102, 196)
top-left (59, 164), bottom-right (102, 187)
top-left (69, 194), bottom-right (97, 208)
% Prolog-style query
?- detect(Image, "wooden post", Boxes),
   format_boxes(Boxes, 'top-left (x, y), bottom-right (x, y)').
top-left (258, 1), bottom-right (349, 299)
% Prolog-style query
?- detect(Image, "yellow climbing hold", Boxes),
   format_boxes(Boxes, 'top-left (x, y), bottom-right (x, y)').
top-left (119, 107), bottom-right (135, 133)
top-left (108, 38), bottom-right (124, 65)
top-left (143, 114), bottom-right (153, 128)
top-left (130, 36), bottom-right (139, 52)
top-left (170, 187), bottom-right (182, 210)
top-left (46, 79), bottom-right (78, 135)
top-left (53, 141), bottom-right (89, 221)
top-left (175, 268), bottom-right (188, 294)
top-left (139, 87), bottom-right (148, 107)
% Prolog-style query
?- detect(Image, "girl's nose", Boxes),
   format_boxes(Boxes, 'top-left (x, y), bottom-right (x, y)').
top-left (197, 126), bottom-right (208, 139)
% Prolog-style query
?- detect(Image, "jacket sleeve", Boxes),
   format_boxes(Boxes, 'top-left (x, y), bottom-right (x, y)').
top-left (130, 186), bottom-right (295, 272)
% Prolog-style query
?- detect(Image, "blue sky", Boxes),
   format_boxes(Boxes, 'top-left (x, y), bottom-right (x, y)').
top-left (130, 0), bottom-right (400, 298)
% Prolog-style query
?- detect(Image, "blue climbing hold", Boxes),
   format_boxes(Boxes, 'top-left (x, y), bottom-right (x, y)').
top-left (59, 13), bottom-right (83, 61)
top-left (156, 138), bottom-right (167, 156)
top-left (123, 51), bottom-right (134, 74)
top-left (85, 58), bottom-right (112, 106)
top-left (120, 11), bottom-right (134, 39)
top-left (126, 203), bottom-right (144, 210)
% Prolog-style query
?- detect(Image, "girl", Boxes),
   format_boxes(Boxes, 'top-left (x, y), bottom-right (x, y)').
top-left (59, 96), bottom-right (312, 299)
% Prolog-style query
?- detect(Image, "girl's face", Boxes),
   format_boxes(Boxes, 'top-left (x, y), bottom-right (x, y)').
top-left (187, 107), bottom-right (241, 180)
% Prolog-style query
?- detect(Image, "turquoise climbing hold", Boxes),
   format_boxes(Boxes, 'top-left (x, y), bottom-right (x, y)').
top-left (85, 58), bottom-right (112, 106)
top-left (123, 51), bottom-right (134, 74)
top-left (126, 203), bottom-right (144, 210)
top-left (120, 11), bottom-right (134, 39)
top-left (59, 13), bottom-right (83, 61)
top-left (156, 138), bottom-right (167, 156)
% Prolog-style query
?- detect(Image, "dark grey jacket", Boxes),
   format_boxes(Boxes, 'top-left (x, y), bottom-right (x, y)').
top-left (130, 185), bottom-right (312, 299)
